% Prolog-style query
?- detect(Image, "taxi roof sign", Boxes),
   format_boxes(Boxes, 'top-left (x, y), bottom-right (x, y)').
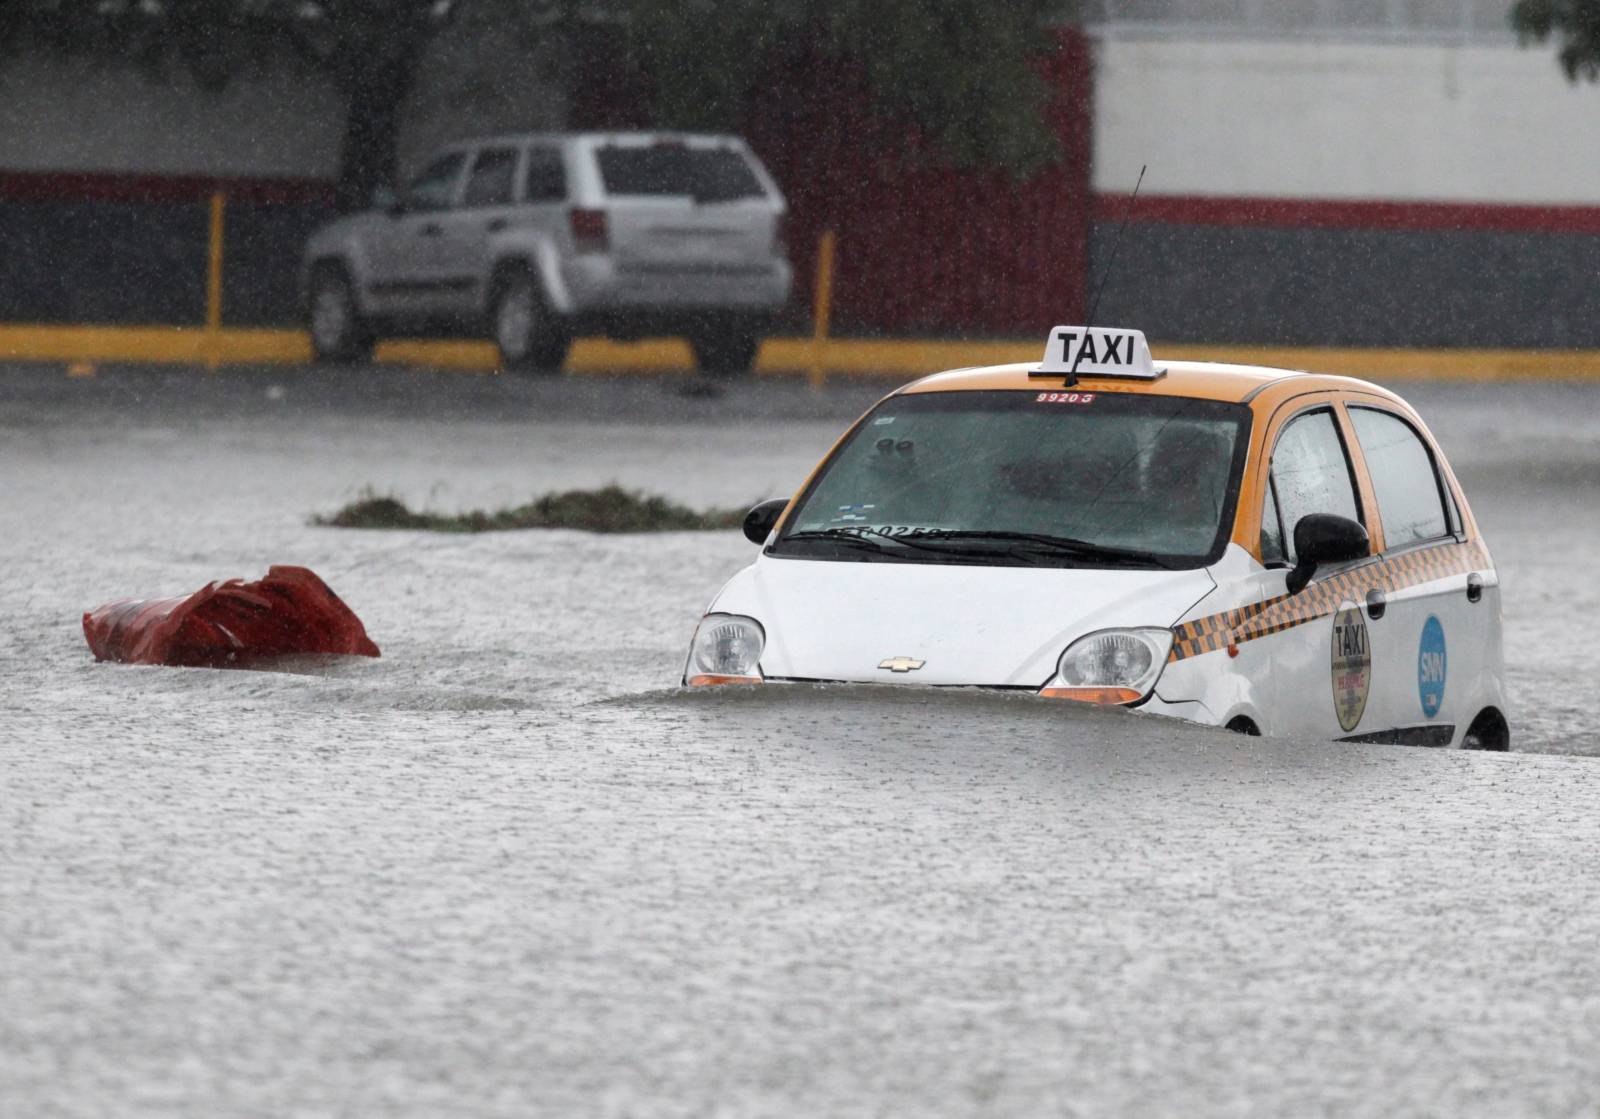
top-left (1031, 326), bottom-right (1163, 382)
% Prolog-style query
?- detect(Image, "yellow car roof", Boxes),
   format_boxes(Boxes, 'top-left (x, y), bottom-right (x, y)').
top-left (898, 360), bottom-right (1403, 409)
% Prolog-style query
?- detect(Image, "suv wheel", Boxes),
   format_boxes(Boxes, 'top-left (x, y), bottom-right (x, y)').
top-left (307, 264), bottom-right (374, 364)
top-left (690, 327), bottom-right (761, 379)
top-left (493, 270), bottom-right (570, 374)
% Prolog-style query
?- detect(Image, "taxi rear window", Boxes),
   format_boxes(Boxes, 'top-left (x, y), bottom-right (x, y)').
top-left (773, 390), bottom-right (1252, 569)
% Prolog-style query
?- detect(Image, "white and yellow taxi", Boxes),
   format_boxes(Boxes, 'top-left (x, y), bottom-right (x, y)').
top-left (684, 326), bottom-right (1508, 750)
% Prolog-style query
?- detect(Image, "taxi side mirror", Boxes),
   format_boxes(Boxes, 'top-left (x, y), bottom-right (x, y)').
top-left (743, 498), bottom-right (789, 545)
top-left (1286, 513), bottom-right (1369, 595)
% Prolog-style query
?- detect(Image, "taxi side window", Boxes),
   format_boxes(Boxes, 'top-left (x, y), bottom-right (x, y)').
top-left (1349, 407), bottom-right (1450, 550)
top-left (1269, 409), bottom-right (1361, 564)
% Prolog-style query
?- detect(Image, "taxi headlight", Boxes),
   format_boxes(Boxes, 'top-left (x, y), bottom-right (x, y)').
top-left (686, 614), bottom-right (766, 684)
top-left (1044, 628), bottom-right (1174, 705)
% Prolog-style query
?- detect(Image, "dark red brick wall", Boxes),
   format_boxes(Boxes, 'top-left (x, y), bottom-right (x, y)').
top-left (571, 27), bottom-right (1095, 337)
top-left (0, 31), bottom-right (1096, 334)
top-left (744, 27), bottom-right (1092, 336)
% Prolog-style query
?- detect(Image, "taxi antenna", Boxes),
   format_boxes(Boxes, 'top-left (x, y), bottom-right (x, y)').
top-left (1069, 164), bottom-right (1146, 382)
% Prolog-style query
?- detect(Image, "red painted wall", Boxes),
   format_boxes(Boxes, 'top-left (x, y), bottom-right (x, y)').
top-left (573, 27), bottom-right (1094, 338)
top-left (0, 29), bottom-right (1095, 335)
top-left (755, 28), bottom-right (1091, 337)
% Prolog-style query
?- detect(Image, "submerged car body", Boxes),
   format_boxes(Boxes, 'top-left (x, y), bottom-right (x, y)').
top-left (685, 326), bottom-right (1509, 749)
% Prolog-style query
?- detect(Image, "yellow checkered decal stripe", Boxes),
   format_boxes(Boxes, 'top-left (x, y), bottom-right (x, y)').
top-left (1168, 539), bottom-right (1490, 662)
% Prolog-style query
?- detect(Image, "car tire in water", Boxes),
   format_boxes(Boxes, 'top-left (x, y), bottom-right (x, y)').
top-left (307, 264), bottom-right (375, 365)
top-left (1461, 707), bottom-right (1510, 751)
top-left (493, 267), bottom-right (570, 375)
top-left (689, 327), bottom-right (761, 379)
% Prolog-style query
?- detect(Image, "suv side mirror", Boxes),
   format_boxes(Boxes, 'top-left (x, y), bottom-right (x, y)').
top-left (1286, 513), bottom-right (1369, 595)
top-left (743, 498), bottom-right (788, 545)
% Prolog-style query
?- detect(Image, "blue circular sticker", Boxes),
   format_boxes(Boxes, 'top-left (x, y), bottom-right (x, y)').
top-left (1418, 615), bottom-right (1447, 718)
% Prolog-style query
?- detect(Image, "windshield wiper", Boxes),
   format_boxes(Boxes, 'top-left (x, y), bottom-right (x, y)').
top-left (903, 530), bottom-right (1182, 568)
top-left (778, 528), bottom-right (1013, 560)
top-left (778, 529), bottom-right (897, 555)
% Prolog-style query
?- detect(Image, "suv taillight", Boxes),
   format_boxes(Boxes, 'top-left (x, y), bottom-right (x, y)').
top-left (570, 208), bottom-right (609, 253)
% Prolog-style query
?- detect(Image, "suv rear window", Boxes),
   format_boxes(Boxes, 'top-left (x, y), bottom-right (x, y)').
top-left (596, 145), bottom-right (765, 202)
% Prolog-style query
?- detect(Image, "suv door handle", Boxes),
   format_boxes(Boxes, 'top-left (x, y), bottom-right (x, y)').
top-left (418, 222), bottom-right (442, 237)
top-left (486, 218), bottom-right (508, 233)
top-left (1466, 572), bottom-right (1484, 604)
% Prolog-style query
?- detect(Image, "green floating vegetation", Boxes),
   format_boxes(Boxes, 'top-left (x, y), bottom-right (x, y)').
top-left (315, 485), bottom-right (747, 534)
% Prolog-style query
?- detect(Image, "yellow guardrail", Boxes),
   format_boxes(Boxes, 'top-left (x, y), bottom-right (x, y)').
top-left (7, 206), bottom-right (1599, 382)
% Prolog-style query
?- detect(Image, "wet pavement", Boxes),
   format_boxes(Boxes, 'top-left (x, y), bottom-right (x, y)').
top-left (4, 364), bottom-right (1600, 1115)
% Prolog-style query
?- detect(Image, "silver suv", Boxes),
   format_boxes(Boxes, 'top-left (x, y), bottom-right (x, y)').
top-left (302, 132), bottom-right (793, 375)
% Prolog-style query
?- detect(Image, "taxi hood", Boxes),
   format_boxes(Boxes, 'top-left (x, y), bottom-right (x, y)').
top-left (714, 555), bottom-right (1217, 687)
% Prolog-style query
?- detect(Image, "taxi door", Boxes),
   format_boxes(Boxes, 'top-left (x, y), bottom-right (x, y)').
top-left (1341, 402), bottom-right (1482, 746)
top-left (1251, 402), bottom-right (1387, 741)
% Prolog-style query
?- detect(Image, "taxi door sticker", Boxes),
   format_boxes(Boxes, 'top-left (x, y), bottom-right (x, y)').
top-left (1418, 615), bottom-right (1447, 718)
top-left (1331, 603), bottom-right (1371, 733)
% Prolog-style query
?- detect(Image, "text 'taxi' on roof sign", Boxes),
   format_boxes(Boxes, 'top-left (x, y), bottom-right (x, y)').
top-left (1032, 326), bottom-right (1163, 380)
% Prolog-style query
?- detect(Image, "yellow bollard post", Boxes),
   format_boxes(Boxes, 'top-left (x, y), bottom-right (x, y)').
top-left (809, 229), bottom-right (836, 391)
top-left (205, 191), bottom-right (226, 372)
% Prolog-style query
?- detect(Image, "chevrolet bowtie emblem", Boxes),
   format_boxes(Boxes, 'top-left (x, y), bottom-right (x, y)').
top-left (878, 656), bottom-right (926, 673)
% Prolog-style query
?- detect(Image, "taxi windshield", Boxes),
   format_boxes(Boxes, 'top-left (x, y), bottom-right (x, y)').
top-left (771, 390), bottom-right (1251, 569)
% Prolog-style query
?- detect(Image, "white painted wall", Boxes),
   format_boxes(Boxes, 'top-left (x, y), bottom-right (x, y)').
top-left (0, 55), bottom-right (345, 178)
top-left (1092, 34), bottom-right (1600, 205)
top-left (0, 21), bottom-right (566, 181)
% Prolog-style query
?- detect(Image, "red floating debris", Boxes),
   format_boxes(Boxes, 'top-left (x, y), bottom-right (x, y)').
top-left (83, 565), bottom-right (380, 667)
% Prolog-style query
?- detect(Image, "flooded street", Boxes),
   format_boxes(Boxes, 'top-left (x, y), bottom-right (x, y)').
top-left (5, 366), bottom-right (1600, 1115)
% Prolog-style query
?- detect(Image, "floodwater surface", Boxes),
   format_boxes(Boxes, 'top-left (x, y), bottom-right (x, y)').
top-left (4, 368), bottom-right (1600, 1116)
